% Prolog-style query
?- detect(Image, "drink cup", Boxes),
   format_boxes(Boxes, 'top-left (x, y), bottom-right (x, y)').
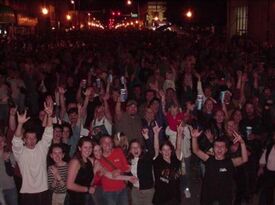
top-left (197, 95), bottom-right (203, 110)
top-left (246, 126), bottom-right (252, 139)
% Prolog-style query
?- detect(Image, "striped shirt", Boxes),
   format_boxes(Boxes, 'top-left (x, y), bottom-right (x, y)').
top-left (48, 164), bottom-right (68, 193)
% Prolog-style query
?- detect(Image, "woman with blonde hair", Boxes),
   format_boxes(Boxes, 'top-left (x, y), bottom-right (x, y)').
top-left (113, 132), bottom-right (129, 155)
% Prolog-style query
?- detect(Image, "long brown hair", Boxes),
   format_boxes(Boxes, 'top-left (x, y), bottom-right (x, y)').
top-left (73, 136), bottom-right (93, 167)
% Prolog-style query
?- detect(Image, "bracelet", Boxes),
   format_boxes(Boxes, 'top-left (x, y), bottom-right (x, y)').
top-left (86, 186), bottom-right (90, 193)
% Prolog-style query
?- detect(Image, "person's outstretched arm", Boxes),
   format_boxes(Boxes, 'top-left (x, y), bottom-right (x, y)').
top-left (191, 128), bottom-right (209, 162)
top-left (231, 131), bottom-right (248, 167)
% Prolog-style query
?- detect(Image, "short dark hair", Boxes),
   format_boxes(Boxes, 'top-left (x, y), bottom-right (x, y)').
top-left (49, 144), bottom-right (64, 155)
top-left (62, 122), bottom-right (73, 137)
top-left (67, 108), bottom-right (78, 115)
top-left (99, 135), bottom-right (113, 145)
top-left (53, 124), bottom-right (63, 130)
top-left (214, 136), bottom-right (230, 149)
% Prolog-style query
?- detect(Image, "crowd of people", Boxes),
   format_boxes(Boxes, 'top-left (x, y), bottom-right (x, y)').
top-left (0, 29), bottom-right (274, 205)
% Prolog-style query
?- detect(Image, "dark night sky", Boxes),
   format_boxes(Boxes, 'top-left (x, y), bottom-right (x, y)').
top-left (84, 0), bottom-right (227, 25)
top-left (16, 0), bottom-right (227, 26)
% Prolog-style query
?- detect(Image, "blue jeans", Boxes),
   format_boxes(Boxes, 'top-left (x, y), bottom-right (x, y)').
top-left (2, 188), bottom-right (18, 205)
top-left (102, 188), bottom-right (128, 205)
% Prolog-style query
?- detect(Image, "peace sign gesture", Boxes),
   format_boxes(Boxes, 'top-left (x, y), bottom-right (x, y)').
top-left (152, 121), bottom-right (162, 135)
top-left (44, 96), bottom-right (54, 117)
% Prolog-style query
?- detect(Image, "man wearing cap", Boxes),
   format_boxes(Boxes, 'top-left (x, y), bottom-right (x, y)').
top-left (115, 99), bottom-right (143, 142)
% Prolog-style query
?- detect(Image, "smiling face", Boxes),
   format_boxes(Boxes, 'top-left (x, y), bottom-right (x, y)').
top-left (78, 141), bottom-right (93, 159)
top-left (213, 141), bottom-right (227, 160)
top-left (62, 127), bottom-right (71, 143)
top-left (232, 110), bottom-right (242, 123)
top-left (50, 147), bottom-right (64, 164)
top-left (126, 104), bottom-right (138, 116)
top-left (145, 107), bottom-right (155, 122)
top-left (204, 99), bottom-right (214, 113)
top-left (100, 137), bottom-right (113, 155)
top-left (68, 112), bottom-right (78, 125)
top-left (129, 141), bottom-right (142, 158)
top-left (160, 144), bottom-right (173, 161)
top-left (93, 144), bottom-right (102, 160)
top-left (24, 132), bottom-right (37, 149)
top-left (53, 127), bottom-right (63, 144)
top-left (245, 103), bottom-right (255, 118)
top-left (215, 110), bottom-right (225, 124)
top-left (226, 120), bottom-right (236, 137)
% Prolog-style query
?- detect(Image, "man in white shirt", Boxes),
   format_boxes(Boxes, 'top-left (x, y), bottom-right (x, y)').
top-left (12, 99), bottom-right (53, 205)
top-left (258, 132), bottom-right (275, 205)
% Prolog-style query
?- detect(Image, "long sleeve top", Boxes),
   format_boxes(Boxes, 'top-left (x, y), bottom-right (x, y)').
top-left (12, 126), bottom-right (53, 193)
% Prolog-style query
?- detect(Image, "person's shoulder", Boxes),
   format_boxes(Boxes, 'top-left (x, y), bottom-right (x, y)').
top-left (153, 154), bottom-right (162, 163)
top-left (113, 147), bottom-right (125, 155)
top-left (69, 158), bottom-right (80, 167)
top-left (205, 156), bottom-right (214, 163)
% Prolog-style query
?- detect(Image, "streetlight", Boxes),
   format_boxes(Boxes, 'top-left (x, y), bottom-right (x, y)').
top-left (41, 7), bottom-right (49, 15)
top-left (127, 0), bottom-right (132, 5)
top-left (186, 10), bottom-right (193, 18)
top-left (66, 14), bottom-right (72, 21)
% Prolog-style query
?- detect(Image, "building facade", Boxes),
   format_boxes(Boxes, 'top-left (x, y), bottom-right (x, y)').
top-left (227, 0), bottom-right (275, 44)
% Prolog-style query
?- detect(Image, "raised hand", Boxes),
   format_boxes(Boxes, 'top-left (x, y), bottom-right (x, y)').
top-left (152, 121), bottom-right (162, 135)
top-left (17, 110), bottom-right (30, 125)
top-left (9, 107), bottom-right (17, 116)
top-left (44, 96), bottom-right (54, 117)
top-left (193, 71), bottom-right (201, 81)
top-left (141, 128), bottom-right (149, 140)
top-left (103, 92), bottom-right (110, 101)
top-left (57, 86), bottom-right (66, 95)
top-left (83, 87), bottom-right (93, 97)
top-left (177, 122), bottom-right (185, 136)
top-left (158, 90), bottom-right (165, 100)
top-left (232, 131), bottom-right (244, 144)
top-left (191, 128), bottom-right (202, 138)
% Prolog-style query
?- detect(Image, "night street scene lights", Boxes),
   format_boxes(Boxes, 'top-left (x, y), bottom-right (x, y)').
top-left (186, 10), bottom-right (193, 18)
top-left (66, 14), bottom-right (72, 21)
top-left (41, 7), bottom-right (49, 15)
top-left (127, 0), bottom-right (132, 6)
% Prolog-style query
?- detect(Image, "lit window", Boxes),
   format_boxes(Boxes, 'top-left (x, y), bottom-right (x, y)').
top-left (235, 6), bottom-right (248, 35)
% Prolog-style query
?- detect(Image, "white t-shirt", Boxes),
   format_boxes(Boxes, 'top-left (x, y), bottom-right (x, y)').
top-left (12, 126), bottom-right (53, 193)
top-left (131, 157), bottom-right (140, 188)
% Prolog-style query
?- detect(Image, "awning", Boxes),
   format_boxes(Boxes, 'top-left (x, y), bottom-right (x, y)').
top-left (0, 4), bottom-right (16, 24)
